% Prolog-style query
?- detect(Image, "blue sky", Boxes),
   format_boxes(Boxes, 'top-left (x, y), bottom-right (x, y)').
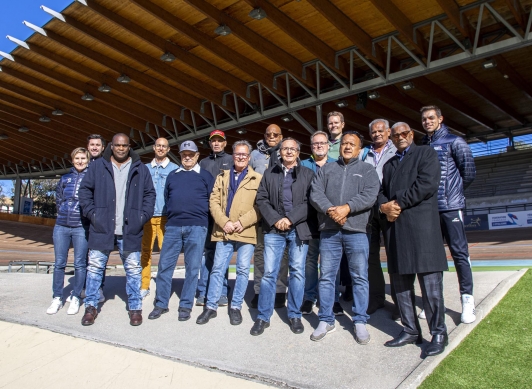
top-left (0, 0), bottom-right (73, 55)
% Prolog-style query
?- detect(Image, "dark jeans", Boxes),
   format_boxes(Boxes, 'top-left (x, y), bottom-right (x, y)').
top-left (440, 210), bottom-right (473, 296)
top-left (392, 271), bottom-right (447, 336)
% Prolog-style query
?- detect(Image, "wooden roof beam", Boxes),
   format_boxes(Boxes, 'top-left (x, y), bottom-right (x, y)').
top-left (128, 0), bottom-right (284, 97)
top-left (183, 0), bottom-right (316, 89)
top-left (368, 0), bottom-right (427, 57)
top-left (434, 0), bottom-right (474, 41)
top-left (493, 54), bottom-right (532, 102)
top-left (445, 66), bottom-right (525, 124)
top-left (21, 25), bottom-right (207, 122)
top-left (242, 0), bottom-right (349, 78)
top-left (307, 0), bottom-right (385, 68)
top-left (40, 6), bottom-right (219, 114)
top-left (0, 67), bottom-right (149, 132)
top-left (79, 0), bottom-right (252, 104)
top-left (0, 141), bottom-right (50, 166)
top-left (409, 77), bottom-right (493, 129)
top-left (503, 0), bottom-right (527, 30)
top-left (2, 53), bottom-right (187, 126)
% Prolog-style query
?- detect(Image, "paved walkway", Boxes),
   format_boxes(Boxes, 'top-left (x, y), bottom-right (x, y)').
top-left (0, 270), bottom-right (525, 389)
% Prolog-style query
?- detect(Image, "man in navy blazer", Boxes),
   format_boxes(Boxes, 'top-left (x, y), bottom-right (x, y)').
top-left (379, 123), bottom-right (448, 357)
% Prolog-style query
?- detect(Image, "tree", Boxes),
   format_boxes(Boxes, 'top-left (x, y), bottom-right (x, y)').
top-left (12, 179), bottom-right (59, 218)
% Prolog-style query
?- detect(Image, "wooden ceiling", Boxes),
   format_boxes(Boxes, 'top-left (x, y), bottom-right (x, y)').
top-left (0, 0), bottom-right (531, 176)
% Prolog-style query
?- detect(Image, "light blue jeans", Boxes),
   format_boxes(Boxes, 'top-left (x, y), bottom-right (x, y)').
top-left (206, 240), bottom-right (255, 311)
top-left (257, 229), bottom-right (308, 321)
top-left (154, 225), bottom-right (208, 310)
top-left (318, 230), bottom-right (370, 324)
top-left (304, 238), bottom-right (340, 303)
top-left (85, 236), bottom-right (141, 310)
top-left (197, 241), bottom-right (229, 298)
top-left (52, 224), bottom-right (88, 299)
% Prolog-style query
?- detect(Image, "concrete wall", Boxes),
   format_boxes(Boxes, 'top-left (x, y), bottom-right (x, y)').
top-left (0, 213), bottom-right (55, 227)
top-left (467, 193), bottom-right (532, 210)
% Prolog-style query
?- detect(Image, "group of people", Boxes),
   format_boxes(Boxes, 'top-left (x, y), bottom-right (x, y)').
top-left (47, 104), bottom-right (476, 357)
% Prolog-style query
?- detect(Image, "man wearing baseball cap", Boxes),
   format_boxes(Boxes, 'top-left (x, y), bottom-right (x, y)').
top-left (148, 140), bottom-right (215, 322)
top-left (196, 130), bottom-right (233, 306)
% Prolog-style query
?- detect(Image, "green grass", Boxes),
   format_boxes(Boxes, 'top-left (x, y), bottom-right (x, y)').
top-left (419, 270), bottom-right (532, 389)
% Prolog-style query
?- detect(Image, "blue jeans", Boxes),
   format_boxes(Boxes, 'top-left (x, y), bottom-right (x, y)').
top-left (304, 238), bottom-right (340, 303)
top-left (154, 225), bottom-right (207, 310)
top-left (206, 240), bottom-right (255, 311)
top-left (257, 229), bottom-right (308, 321)
top-left (52, 224), bottom-right (88, 299)
top-left (318, 230), bottom-right (370, 324)
top-left (197, 241), bottom-right (229, 298)
top-left (85, 236), bottom-right (141, 309)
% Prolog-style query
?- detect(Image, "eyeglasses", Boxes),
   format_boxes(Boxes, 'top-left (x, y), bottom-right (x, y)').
top-left (312, 142), bottom-right (328, 147)
top-left (340, 142), bottom-right (357, 148)
top-left (281, 147), bottom-right (298, 153)
top-left (265, 132), bottom-right (282, 138)
top-left (234, 153), bottom-right (249, 159)
top-left (391, 130), bottom-right (412, 140)
top-left (155, 144), bottom-right (168, 149)
top-left (112, 144), bottom-right (129, 148)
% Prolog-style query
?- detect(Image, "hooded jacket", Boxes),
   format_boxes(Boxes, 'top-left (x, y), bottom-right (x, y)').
top-left (78, 145), bottom-right (156, 251)
top-left (421, 124), bottom-right (476, 211)
top-left (55, 167), bottom-right (88, 228)
top-left (310, 157), bottom-right (380, 233)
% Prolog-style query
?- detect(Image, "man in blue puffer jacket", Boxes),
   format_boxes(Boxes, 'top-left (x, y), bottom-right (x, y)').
top-left (420, 105), bottom-right (477, 324)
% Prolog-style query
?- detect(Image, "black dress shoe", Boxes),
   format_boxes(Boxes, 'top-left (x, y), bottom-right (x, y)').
top-left (367, 300), bottom-right (385, 315)
top-left (196, 309), bottom-right (217, 324)
top-left (229, 308), bottom-right (242, 325)
top-left (289, 318), bottom-right (304, 334)
top-left (178, 308), bottom-right (191, 321)
top-left (128, 310), bottom-right (143, 326)
top-left (425, 334), bottom-right (448, 356)
top-left (274, 293), bottom-right (286, 308)
top-left (250, 294), bottom-right (259, 309)
top-left (384, 331), bottom-right (423, 347)
top-left (250, 319), bottom-right (270, 336)
top-left (148, 307), bottom-right (169, 320)
top-left (343, 284), bottom-right (353, 302)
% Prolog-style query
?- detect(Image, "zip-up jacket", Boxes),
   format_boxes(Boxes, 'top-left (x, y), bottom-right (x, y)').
top-left (256, 161), bottom-right (315, 240)
top-left (359, 140), bottom-right (397, 183)
top-left (421, 124), bottom-right (476, 211)
top-left (55, 167), bottom-right (88, 228)
top-left (199, 151), bottom-right (233, 179)
top-left (310, 157), bottom-right (380, 233)
top-left (250, 140), bottom-right (281, 175)
top-left (78, 146), bottom-right (156, 251)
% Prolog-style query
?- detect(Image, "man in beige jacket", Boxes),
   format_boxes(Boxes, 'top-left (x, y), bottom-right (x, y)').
top-left (196, 140), bottom-right (262, 326)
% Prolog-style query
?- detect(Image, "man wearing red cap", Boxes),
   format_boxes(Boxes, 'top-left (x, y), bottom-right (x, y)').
top-left (196, 130), bottom-right (233, 306)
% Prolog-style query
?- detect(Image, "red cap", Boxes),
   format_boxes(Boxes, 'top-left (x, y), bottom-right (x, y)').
top-left (209, 129), bottom-right (226, 140)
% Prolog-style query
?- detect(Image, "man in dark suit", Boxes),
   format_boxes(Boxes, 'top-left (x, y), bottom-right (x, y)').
top-left (378, 122), bottom-right (448, 357)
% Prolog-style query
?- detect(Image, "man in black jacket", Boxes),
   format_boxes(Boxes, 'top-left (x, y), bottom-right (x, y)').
top-left (421, 105), bottom-right (476, 324)
top-left (79, 133), bottom-right (155, 327)
top-left (196, 130), bottom-right (232, 306)
top-left (379, 123), bottom-right (448, 357)
top-left (251, 138), bottom-right (315, 336)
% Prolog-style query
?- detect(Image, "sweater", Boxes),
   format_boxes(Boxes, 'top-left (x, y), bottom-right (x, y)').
top-left (164, 166), bottom-right (215, 227)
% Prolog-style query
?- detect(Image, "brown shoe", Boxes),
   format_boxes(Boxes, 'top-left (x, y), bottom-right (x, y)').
top-left (129, 310), bottom-right (143, 326)
top-left (81, 306), bottom-right (98, 326)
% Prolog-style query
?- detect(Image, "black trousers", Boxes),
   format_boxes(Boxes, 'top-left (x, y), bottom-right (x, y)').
top-left (440, 210), bottom-right (473, 296)
top-left (391, 271), bottom-right (447, 336)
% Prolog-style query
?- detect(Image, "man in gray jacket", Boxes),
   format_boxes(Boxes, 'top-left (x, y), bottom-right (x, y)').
top-left (360, 119), bottom-right (398, 316)
top-left (310, 131), bottom-right (380, 344)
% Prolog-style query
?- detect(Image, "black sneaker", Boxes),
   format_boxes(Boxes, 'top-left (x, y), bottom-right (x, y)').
top-left (178, 308), bottom-right (191, 321)
top-left (333, 302), bottom-right (344, 316)
top-left (300, 300), bottom-right (314, 315)
top-left (229, 308), bottom-right (243, 325)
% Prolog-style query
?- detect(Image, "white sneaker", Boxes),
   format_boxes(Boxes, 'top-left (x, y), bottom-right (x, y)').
top-left (140, 289), bottom-right (150, 299)
top-left (67, 296), bottom-right (81, 315)
top-left (461, 294), bottom-right (476, 324)
top-left (46, 297), bottom-right (63, 315)
top-left (98, 288), bottom-right (105, 303)
top-left (66, 291), bottom-right (73, 303)
top-left (418, 309), bottom-right (426, 319)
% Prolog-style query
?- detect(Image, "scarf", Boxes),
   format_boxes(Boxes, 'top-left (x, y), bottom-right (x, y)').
top-left (226, 166), bottom-right (248, 217)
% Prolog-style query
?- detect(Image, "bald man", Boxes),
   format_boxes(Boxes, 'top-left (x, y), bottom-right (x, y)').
top-left (249, 123), bottom-right (289, 308)
top-left (140, 138), bottom-right (179, 299)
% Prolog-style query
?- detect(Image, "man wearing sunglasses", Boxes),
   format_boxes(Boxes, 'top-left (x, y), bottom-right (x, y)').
top-left (379, 122), bottom-right (448, 357)
top-left (310, 131), bottom-right (380, 344)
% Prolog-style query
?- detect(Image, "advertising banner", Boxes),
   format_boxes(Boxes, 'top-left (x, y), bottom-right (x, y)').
top-left (488, 211), bottom-right (532, 230)
top-left (464, 214), bottom-right (489, 231)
